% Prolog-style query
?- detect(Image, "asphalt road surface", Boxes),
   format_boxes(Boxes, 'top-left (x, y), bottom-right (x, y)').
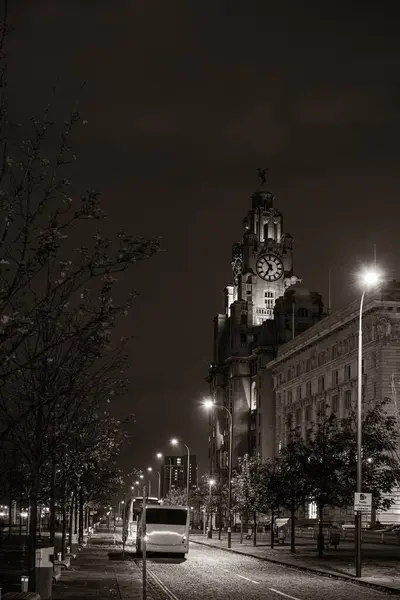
top-left (139, 542), bottom-right (394, 600)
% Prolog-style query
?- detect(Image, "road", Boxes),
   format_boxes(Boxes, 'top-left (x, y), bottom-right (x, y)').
top-left (138, 542), bottom-right (394, 600)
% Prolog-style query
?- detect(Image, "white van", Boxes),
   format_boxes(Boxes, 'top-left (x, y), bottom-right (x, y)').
top-left (136, 504), bottom-right (189, 557)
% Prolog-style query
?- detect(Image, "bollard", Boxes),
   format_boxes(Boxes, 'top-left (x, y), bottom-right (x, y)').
top-left (57, 552), bottom-right (62, 561)
top-left (21, 575), bottom-right (29, 592)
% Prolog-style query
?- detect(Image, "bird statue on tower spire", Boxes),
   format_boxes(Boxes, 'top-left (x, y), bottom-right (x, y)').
top-left (257, 167), bottom-right (268, 186)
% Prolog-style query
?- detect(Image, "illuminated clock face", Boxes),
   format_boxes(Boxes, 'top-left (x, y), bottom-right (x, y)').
top-left (256, 254), bottom-right (284, 282)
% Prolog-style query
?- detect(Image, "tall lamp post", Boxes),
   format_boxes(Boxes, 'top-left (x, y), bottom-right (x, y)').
top-left (355, 268), bottom-right (381, 578)
top-left (147, 467), bottom-right (153, 497)
top-left (204, 399), bottom-right (233, 549)
top-left (170, 438), bottom-right (190, 505)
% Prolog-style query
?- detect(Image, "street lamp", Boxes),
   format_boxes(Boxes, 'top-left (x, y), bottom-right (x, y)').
top-left (171, 438), bottom-right (190, 505)
top-left (204, 399), bottom-right (234, 548)
top-left (355, 267), bottom-right (381, 577)
top-left (147, 467), bottom-right (153, 497)
top-left (208, 479), bottom-right (216, 539)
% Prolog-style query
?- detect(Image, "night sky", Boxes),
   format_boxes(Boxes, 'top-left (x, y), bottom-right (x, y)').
top-left (7, 1), bottom-right (400, 480)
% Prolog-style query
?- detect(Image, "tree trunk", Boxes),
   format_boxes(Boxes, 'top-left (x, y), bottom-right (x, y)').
top-left (78, 486), bottom-right (84, 546)
top-left (68, 492), bottom-right (74, 547)
top-left (270, 509), bottom-right (275, 549)
top-left (240, 517), bottom-right (244, 544)
top-left (8, 486), bottom-right (12, 540)
top-left (61, 505), bottom-right (67, 559)
top-left (290, 504), bottom-right (296, 554)
top-left (28, 476), bottom-right (39, 592)
top-left (317, 502), bottom-right (324, 558)
top-left (49, 459), bottom-right (56, 547)
top-left (74, 490), bottom-right (78, 535)
top-left (253, 511), bottom-right (257, 547)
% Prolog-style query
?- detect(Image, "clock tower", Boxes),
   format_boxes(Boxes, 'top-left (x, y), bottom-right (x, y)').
top-left (227, 170), bottom-right (300, 325)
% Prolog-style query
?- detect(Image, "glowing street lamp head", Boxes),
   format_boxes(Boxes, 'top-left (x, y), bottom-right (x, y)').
top-left (156, 452), bottom-right (163, 459)
top-left (359, 268), bottom-right (381, 288)
top-left (139, 474), bottom-right (144, 479)
top-left (203, 399), bottom-right (214, 410)
top-left (135, 480), bottom-right (140, 485)
top-left (170, 438), bottom-right (179, 446)
top-left (209, 478), bottom-right (216, 486)
top-left (147, 467), bottom-right (153, 472)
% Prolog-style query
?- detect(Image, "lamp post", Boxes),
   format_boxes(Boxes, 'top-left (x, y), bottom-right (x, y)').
top-left (208, 478), bottom-right (215, 539)
top-left (171, 438), bottom-right (190, 505)
top-left (147, 467), bottom-right (153, 497)
top-left (355, 268), bottom-right (381, 578)
top-left (204, 399), bottom-right (233, 548)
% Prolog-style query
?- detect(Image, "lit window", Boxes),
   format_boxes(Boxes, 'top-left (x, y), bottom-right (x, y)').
top-left (308, 502), bottom-right (317, 519)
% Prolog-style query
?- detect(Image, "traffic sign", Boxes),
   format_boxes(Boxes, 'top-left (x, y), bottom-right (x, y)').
top-left (354, 492), bottom-right (372, 512)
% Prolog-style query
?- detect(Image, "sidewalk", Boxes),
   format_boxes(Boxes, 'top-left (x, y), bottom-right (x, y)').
top-left (191, 532), bottom-right (400, 594)
top-left (52, 527), bottom-right (149, 600)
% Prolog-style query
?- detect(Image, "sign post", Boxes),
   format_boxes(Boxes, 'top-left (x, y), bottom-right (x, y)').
top-left (122, 493), bottom-right (127, 559)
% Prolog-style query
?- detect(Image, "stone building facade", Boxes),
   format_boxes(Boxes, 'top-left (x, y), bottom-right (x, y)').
top-left (207, 173), bottom-right (400, 524)
top-left (268, 286), bottom-right (400, 523)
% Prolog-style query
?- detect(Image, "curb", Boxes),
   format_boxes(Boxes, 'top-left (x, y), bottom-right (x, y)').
top-left (191, 539), bottom-right (400, 596)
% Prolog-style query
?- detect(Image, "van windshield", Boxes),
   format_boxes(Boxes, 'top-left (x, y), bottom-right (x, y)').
top-left (146, 508), bottom-right (187, 525)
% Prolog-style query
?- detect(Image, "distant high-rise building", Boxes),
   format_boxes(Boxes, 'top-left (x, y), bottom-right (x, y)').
top-left (160, 455), bottom-right (197, 498)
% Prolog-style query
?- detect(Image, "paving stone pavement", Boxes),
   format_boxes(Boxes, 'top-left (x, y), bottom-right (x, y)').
top-left (52, 529), bottom-right (153, 600)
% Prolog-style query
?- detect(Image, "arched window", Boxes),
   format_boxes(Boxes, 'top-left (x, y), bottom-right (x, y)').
top-left (251, 381), bottom-right (257, 411)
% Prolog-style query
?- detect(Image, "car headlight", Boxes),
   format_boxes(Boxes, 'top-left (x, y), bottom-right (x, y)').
top-left (181, 535), bottom-right (186, 543)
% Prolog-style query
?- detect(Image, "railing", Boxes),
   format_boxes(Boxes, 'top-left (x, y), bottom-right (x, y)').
top-left (295, 527), bottom-right (400, 545)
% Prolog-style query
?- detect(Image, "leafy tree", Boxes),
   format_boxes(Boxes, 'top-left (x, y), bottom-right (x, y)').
top-left (231, 454), bottom-right (264, 545)
top-left (340, 398), bottom-right (400, 513)
top-left (275, 425), bottom-right (311, 553)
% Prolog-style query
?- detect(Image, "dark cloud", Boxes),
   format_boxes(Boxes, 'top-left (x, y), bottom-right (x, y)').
top-left (7, 0), bottom-right (400, 476)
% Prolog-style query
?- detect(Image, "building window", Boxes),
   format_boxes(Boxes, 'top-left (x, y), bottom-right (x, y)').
top-left (258, 413), bottom-right (261, 427)
top-left (258, 432), bottom-right (261, 446)
top-left (332, 344), bottom-right (338, 359)
top-left (287, 368), bottom-right (292, 381)
top-left (317, 400), bottom-right (324, 416)
top-left (306, 381), bottom-right (312, 396)
top-left (318, 376), bottom-right (325, 392)
top-left (295, 408), bottom-right (302, 427)
top-left (372, 352), bottom-right (377, 368)
top-left (305, 405), bottom-right (311, 422)
top-left (373, 381), bottom-right (377, 398)
top-left (308, 501), bottom-right (317, 519)
top-left (306, 358), bottom-right (311, 372)
top-left (287, 390), bottom-right (292, 404)
top-left (240, 333), bottom-right (247, 347)
top-left (251, 382), bottom-right (257, 411)
top-left (298, 307), bottom-right (309, 317)
top-left (296, 363), bottom-right (301, 377)
top-left (241, 313), bottom-right (247, 325)
top-left (318, 352), bottom-right (325, 366)
top-left (296, 386), bottom-right (302, 401)
top-left (344, 364), bottom-right (351, 380)
top-left (332, 370), bottom-right (339, 386)
top-left (362, 358), bottom-right (365, 375)
top-left (332, 395), bottom-right (339, 413)
top-left (345, 389), bottom-right (352, 410)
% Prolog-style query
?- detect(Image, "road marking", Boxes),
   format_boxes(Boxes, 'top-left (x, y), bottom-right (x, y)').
top-left (148, 568), bottom-right (181, 600)
top-left (269, 588), bottom-right (301, 600)
top-left (222, 568), bottom-right (260, 584)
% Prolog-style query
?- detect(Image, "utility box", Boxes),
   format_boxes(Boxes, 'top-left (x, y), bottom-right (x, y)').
top-left (35, 546), bottom-right (54, 600)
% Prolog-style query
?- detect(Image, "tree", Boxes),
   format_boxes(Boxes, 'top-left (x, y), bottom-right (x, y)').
top-left (231, 454), bottom-right (264, 546)
top-left (340, 398), bottom-right (400, 514)
top-left (275, 425), bottom-right (311, 553)
top-left (0, 10), bottom-right (160, 590)
top-left (305, 410), bottom-right (347, 557)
